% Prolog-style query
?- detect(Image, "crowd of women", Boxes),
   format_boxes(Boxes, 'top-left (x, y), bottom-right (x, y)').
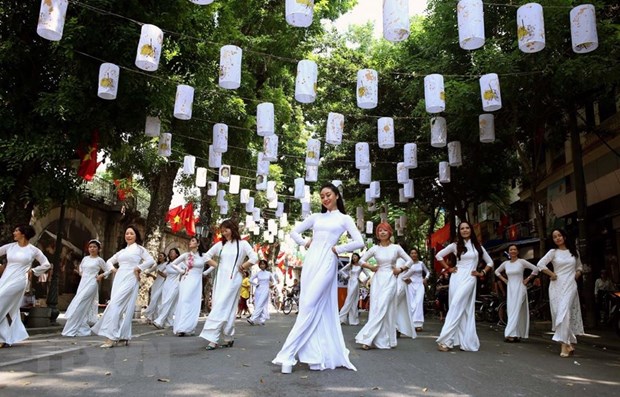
top-left (0, 182), bottom-right (586, 372)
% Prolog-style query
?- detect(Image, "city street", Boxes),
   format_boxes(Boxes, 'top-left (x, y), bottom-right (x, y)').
top-left (0, 312), bottom-right (618, 397)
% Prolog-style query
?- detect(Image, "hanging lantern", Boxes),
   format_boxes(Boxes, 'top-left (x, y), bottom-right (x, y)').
top-left (479, 73), bottom-right (502, 111)
top-left (266, 181), bottom-right (277, 201)
top-left (208, 145), bottom-right (222, 168)
top-left (145, 116), bottom-right (161, 137)
top-left (305, 138), bottom-right (321, 166)
top-left (256, 174), bottom-right (268, 191)
top-left (397, 162), bottom-right (409, 184)
top-left (263, 135), bottom-right (279, 162)
top-left (365, 221), bottom-right (374, 235)
top-left (305, 165), bottom-right (318, 182)
top-left (207, 181), bottom-right (217, 196)
top-left (326, 112), bottom-right (344, 145)
top-left (356, 69), bottom-right (378, 109)
top-left (183, 155), bottom-right (196, 175)
top-left (190, 1), bottom-right (215, 5)
top-left (439, 162), bottom-right (451, 184)
top-left (285, 0), bottom-right (314, 28)
top-left (218, 165), bottom-right (231, 183)
top-left (219, 45), bottom-right (242, 89)
top-left (399, 215), bottom-right (407, 229)
top-left (256, 152), bottom-right (270, 176)
top-left (252, 226), bottom-right (260, 235)
top-left (294, 177), bottom-right (305, 199)
top-left (479, 114), bottom-right (495, 143)
top-left (268, 219), bottom-right (277, 234)
top-left (281, 212), bottom-right (288, 226)
top-left (240, 189), bottom-right (250, 204)
top-left (404, 179), bottom-right (415, 199)
top-left (517, 3), bottom-right (545, 53)
top-left (37, 0), bottom-right (68, 41)
top-left (246, 197), bottom-right (255, 213)
top-left (359, 167), bottom-right (372, 185)
top-left (370, 181), bottom-right (381, 199)
top-left (301, 185), bottom-right (311, 203)
top-left (383, 0), bottom-right (410, 42)
top-left (158, 133), bottom-right (172, 157)
top-left (457, 0), bottom-right (485, 50)
top-left (399, 188), bottom-right (408, 203)
top-left (570, 4), bottom-right (598, 54)
top-left (229, 175), bottom-right (240, 194)
top-left (219, 201), bottom-right (229, 216)
top-left (174, 84), bottom-right (194, 120)
top-left (278, 230), bottom-right (285, 240)
top-left (275, 202), bottom-right (284, 218)
top-left (403, 143), bottom-right (418, 169)
top-left (195, 167), bottom-right (207, 187)
top-left (380, 208), bottom-right (388, 223)
top-left (97, 63), bottom-right (120, 100)
top-left (268, 197), bottom-right (278, 209)
top-left (377, 117), bottom-right (395, 149)
top-left (301, 202), bottom-right (311, 216)
top-left (448, 141), bottom-right (463, 167)
top-left (424, 74), bottom-right (445, 113)
top-left (295, 60), bottom-right (318, 104)
top-left (135, 24), bottom-right (164, 71)
top-left (257, 102), bottom-right (275, 137)
top-left (245, 215), bottom-right (255, 229)
top-left (355, 142), bottom-right (370, 169)
top-left (211, 123), bottom-right (228, 153)
top-left (217, 190), bottom-right (226, 206)
top-left (431, 117), bottom-right (447, 148)
top-left (365, 188), bottom-right (373, 204)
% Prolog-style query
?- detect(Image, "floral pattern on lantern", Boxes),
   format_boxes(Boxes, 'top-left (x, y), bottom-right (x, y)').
top-left (439, 162), bottom-right (451, 184)
top-left (97, 63), bottom-right (120, 100)
top-left (570, 4), bottom-right (598, 54)
top-left (404, 143), bottom-right (418, 169)
top-left (295, 60), bottom-right (318, 104)
top-left (213, 123), bottom-right (228, 153)
top-left (305, 138), bottom-right (321, 166)
top-left (37, 0), bottom-right (68, 41)
top-left (219, 45), bottom-right (242, 89)
top-left (378, 117), bottom-right (395, 149)
top-left (135, 24), bottom-right (164, 71)
top-left (517, 3), bottom-right (545, 53)
top-left (424, 74), bottom-right (445, 113)
top-left (145, 116), bottom-right (161, 137)
top-left (174, 84), bottom-right (194, 120)
top-left (263, 134), bottom-right (279, 162)
top-left (383, 0), bottom-right (410, 42)
top-left (158, 133), bottom-right (172, 157)
top-left (431, 117), bottom-right (447, 148)
top-left (357, 69), bottom-right (378, 109)
top-left (326, 112), bottom-right (344, 145)
top-left (457, 0), bottom-right (485, 50)
top-left (448, 141), bottom-right (463, 167)
top-left (356, 142), bottom-right (370, 169)
top-left (285, 0), bottom-right (314, 28)
top-left (195, 167), bottom-right (207, 187)
top-left (183, 155), bottom-right (196, 175)
top-left (208, 145), bottom-right (222, 168)
top-left (479, 114), bottom-right (495, 143)
top-left (479, 73), bottom-right (502, 111)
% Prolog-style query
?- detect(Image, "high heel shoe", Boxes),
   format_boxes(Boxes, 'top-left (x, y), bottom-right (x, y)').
top-left (281, 364), bottom-right (293, 374)
top-left (560, 344), bottom-right (570, 357)
top-left (100, 339), bottom-right (117, 348)
top-left (437, 343), bottom-right (450, 352)
top-left (119, 339), bottom-right (129, 346)
top-left (247, 319), bottom-right (255, 326)
top-left (361, 344), bottom-right (370, 350)
top-left (205, 343), bottom-right (218, 350)
top-left (222, 340), bottom-right (234, 348)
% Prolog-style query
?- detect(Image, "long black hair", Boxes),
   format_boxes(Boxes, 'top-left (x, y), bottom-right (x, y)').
top-left (121, 225), bottom-right (143, 248)
top-left (455, 221), bottom-right (484, 262)
top-left (190, 236), bottom-right (208, 257)
top-left (320, 182), bottom-right (345, 214)
top-left (16, 224), bottom-right (36, 240)
top-left (550, 229), bottom-right (579, 258)
top-left (219, 219), bottom-right (241, 244)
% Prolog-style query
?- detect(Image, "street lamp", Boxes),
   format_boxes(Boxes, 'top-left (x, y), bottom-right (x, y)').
top-left (195, 224), bottom-right (204, 238)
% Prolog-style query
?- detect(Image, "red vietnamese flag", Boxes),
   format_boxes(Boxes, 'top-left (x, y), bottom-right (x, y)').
top-left (77, 130), bottom-right (101, 181)
top-left (167, 205), bottom-right (184, 233)
top-left (181, 203), bottom-right (196, 236)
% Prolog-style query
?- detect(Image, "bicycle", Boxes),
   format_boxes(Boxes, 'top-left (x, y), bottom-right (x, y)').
top-left (282, 294), bottom-right (299, 315)
top-left (475, 293), bottom-right (507, 326)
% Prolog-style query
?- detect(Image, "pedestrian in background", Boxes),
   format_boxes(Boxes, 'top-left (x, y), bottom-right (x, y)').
top-left (247, 259), bottom-right (276, 326)
top-left (338, 253), bottom-right (369, 326)
top-left (153, 248), bottom-right (182, 329)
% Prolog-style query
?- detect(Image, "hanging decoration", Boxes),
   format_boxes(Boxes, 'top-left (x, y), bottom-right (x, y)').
top-left (294, 178), bottom-right (305, 199)
top-left (216, 190), bottom-right (226, 206)
top-left (256, 152), bottom-right (270, 175)
top-left (208, 145), bottom-right (222, 168)
top-left (397, 162), bottom-right (409, 184)
top-left (218, 165), bottom-right (231, 184)
top-left (183, 155), bottom-right (196, 175)
top-left (213, 123), bottom-right (228, 153)
top-left (356, 69), bottom-right (378, 109)
top-left (229, 175), bottom-right (240, 194)
top-left (430, 117), bottom-right (447, 148)
top-left (36, 0), bottom-right (68, 41)
top-left (285, 0), bottom-right (314, 28)
top-left (301, 202), bottom-right (311, 217)
top-left (255, 173), bottom-right (267, 190)
top-left (424, 74), bottom-right (445, 113)
top-left (448, 141), bottom-right (463, 167)
top-left (257, 102), bottom-right (275, 137)
top-left (207, 181), bottom-right (217, 196)
top-left (517, 3), bottom-right (545, 53)
top-left (383, 0), bottom-right (410, 42)
top-left (403, 143), bottom-right (418, 169)
top-left (439, 162), bottom-right (451, 184)
top-left (145, 116), bottom-right (161, 137)
top-left (195, 167), bottom-right (207, 187)
top-left (370, 181), bottom-right (381, 199)
top-left (135, 24), bottom-right (163, 71)
top-left (365, 221), bottom-right (374, 235)
top-left (246, 197), bottom-right (255, 213)
top-left (174, 84), bottom-right (194, 120)
top-left (305, 165), bottom-right (318, 182)
top-left (399, 188), bottom-right (408, 203)
top-left (253, 208), bottom-right (261, 222)
top-left (377, 117), bottom-right (395, 149)
top-left (365, 188), bottom-right (373, 204)
top-left (479, 73), bottom-right (502, 111)
top-left (355, 142), bottom-right (370, 169)
top-left (359, 167), bottom-right (372, 185)
top-left (240, 189), bottom-right (250, 204)
top-left (570, 4), bottom-right (598, 54)
top-left (219, 45), bottom-right (242, 89)
top-left (263, 134), bottom-right (279, 161)
top-left (457, 0), bottom-right (485, 50)
top-left (295, 60), bottom-right (318, 104)
top-left (404, 179), bottom-right (414, 199)
top-left (158, 133), bottom-right (172, 157)
top-left (97, 63), bottom-right (119, 100)
top-left (190, 1), bottom-right (215, 5)
top-left (276, 202), bottom-right (285, 218)
top-left (479, 114), bottom-right (495, 143)
top-left (219, 201), bottom-right (229, 215)
top-left (305, 138), bottom-right (321, 166)
top-left (326, 112), bottom-right (344, 145)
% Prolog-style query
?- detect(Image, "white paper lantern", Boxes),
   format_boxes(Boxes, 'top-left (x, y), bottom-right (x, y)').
top-left (219, 45), bottom-right (242, 89)
top-left (268, 219), bottom-right (277, 234)
top-left (280, 212), bottom-right (288, 226)
top-left (268, 197), bottom-right (278, 209)
top-left (245, 214), bottom-right (254, 228)
top-left (479, 73), bottom-right (502, 111)
top-left (403, 143), bottom-right (418, 169)
top-left (190, 1), bottom-right (215, 5)
top-left (326, 112), bottom-right (344, 145)
top-left (365, 188), bottom-right (373, 204)
top-left (383, 0), bottom-right (410, 42)
top-left (257, 102), bottom-right (275, 137)
top-left (229, 174), bottom-right (240, 194)
top-left (218, 165), bottom-right (231, 184)
top-left (158, 133), bottom-right (172, 157)
top-left (145, 116), bottom-right (161, 137)
top-left (448, 141), bottom-right (463, 167)
top-left (301, 185), bottom-right (311, 203)
top-left (517, 3), bottom-right (545, 53)
top-left (370, 181), bottom-right (381, 199)
top-left (305, 138), bottom-right (321, 166)
top-left (365, 221), bottom-right (374, 235)
top-left (399, 215), bottom-right (407, 229)
top-left (431, 117), bottom-right (447, 148)
top-left (37, 0), bottom-right (68, 41)
top-left (439, 162), bottom-right (451, 183)
top-left (252, 226), bottom-right (260, 236)
top-left (277, 230), bottom-right (285, 240)
top-left (295, 60), bottom-right (318, 104)
top-left (397, 162), bottom-right (409, 184)
top-left (217, 190), bottom-right (226, 206)
top-left (294, 178), bottom-right (305, 199)
top-left (183, 155), bottom-right (196, 175)
top-left (359, 167), bottom-right (372, 185)
top-left (256, 152), bottom-right (270, 176)
top-left (356, 206), bottom-right (364, 220)
top-left (208, 145), bottom-right (222, 168)
top-left (301, 202), bottom-right (311, 216)
top-left (285, 0), bottom-right (314, 28)
top-left (174, 84), bottom-right (194, 120)
top-left (195, 167), bottom-right (207, 187)
top-left (212, 123), bottom-right (228, 153)
top-left (275, 202), bottom-right (284, 218)
top-left (479, 114), bottom-right (495, 143)
top-left (355, 142), bottom-right (370, 169)
top-left (219, 201), bottom-right (229, 216)
top-left (305, 165), bottom-right (318, 182)
top-left (135, 24), bottom-right (163, 71)
top-left (256, 174), bottom-right (268, 191)
top-left (404, 179), bottom-right (415, 199)
top-left (207, 181), bottom-right (217, 196)
top-left (399, 188), bottom-right (408, 203)
top-left (570, 4), bottom-right (598, 54)
top-left (357, 69), bottom-right (378, 109)
top-left (266, 181), bottom-right (277, 201)
top-left (262, 135), bottom-right (279, 162)
top-left (240, 189), bottom-right (250, 204)
top-left (97, 63), bottom-right (120, 100)
top-left (246, 197), bottom-right (255, 213)
top-left (378, 117), bottom-right (395, 149)
top-left (457, 0), bottom-right (485, 50)
top-left (424, 74), bottom-right (445, 113)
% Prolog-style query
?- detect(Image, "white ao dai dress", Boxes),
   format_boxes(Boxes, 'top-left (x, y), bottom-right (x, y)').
top-left (171, 252), bottom-right (214, 335)
top-left (273, 210), bottom-right (364, 371)
top-left (249, 270), bottom-right (276, 325)
top-left (495, 259), bottom-right (539, 339)
top-left (0, 243), bottom-right (51, 345)
top-left (62, 256), bottom-right (113, 336)
top-left (91, 243), bottom-right (155, 341)
top-left (355, 244), bottom-right (413, 348)
top-left (199, 240), bottom-right (257, 344)
top-left (142, 261), bottom-right (168, 322)
top-left (397, 260), bottom-right (430, 336)
top-left (537, 249), bottom-right (584, 344)
top-left (435, 241), bottom-right (493, 351)
top-left (153, 262), bottom-right (182, 328)
top-left (338, 263), bottom-right (369, 325)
